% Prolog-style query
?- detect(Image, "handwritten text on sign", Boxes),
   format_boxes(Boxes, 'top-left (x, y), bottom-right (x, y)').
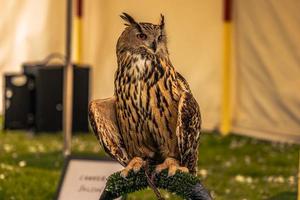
top-left (57, 159), bottom-right (123, 200)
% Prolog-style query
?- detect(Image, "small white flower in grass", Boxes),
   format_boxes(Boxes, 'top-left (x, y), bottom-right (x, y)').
top-left (274, 176), bottom-right (284, 183)
top-left (73, 138), bottom-right (80, 145)
top-left (235, 175), bottom-right (245, 183)
top-left (224, 161), bottom-right (232, 167)
top-left (4, 144), bottom-right (13, 153)
top-left (28, 146), bottom-right (37, 153)
top-left (198, 169), bottom-right (208, 179)
top-left (12, 153), bottom-right (18, 159)
top-left (37, 144), bottom-right (45, 152)
top-left (229, 140), bottom-right (246, 149)
top-left (210, 191), bottom-right (216, 199)
top-left (246, 177), bottom-right (253, 184)
top-left (0, 174), bottom-right (5, 180)
top-left (229, 140), bottom-right (238, 149)
top-left (164, 193), bottom-right (170, 199)
top-left (18, 160), bottom-right (26, 167)
top-left (93, 146), bottom-right (100, 153)
top-left (1, 163), bottom-right (14, 171)
top-left (225, 188), bottom-right (230, 194)
top-left (244, 156), bottom-right (251, 165)
top-left (78, 144), bottom-right (86, 151)
top-left (267, 176), bottom-right (274, 183)
top-left (288, 176), bottom-right (295, 185)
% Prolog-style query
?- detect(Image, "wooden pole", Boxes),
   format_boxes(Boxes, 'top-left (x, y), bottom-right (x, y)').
top-left (63, 0), bottom-right (73, 157)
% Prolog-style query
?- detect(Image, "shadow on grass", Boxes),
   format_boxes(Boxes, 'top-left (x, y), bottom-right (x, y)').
top-left (268, 191), bottom-right (296, 200)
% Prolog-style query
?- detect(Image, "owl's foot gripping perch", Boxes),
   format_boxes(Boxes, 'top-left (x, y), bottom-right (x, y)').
top-left (155, 157), bottom-right (189, 177)
top-left (120, 157), bottom-right (145, 178)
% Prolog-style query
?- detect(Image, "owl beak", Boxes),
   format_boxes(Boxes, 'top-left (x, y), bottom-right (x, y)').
top-left (150, 41), bottom-right (157, 52)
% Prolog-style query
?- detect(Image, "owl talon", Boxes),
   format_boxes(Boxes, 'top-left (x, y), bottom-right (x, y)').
top-left (120, 157), bottom-right (144, 178)
top-left (178, 166), bottom-right (189, 173)
top-left (133, 161), bottom-right (144, 173)
top-left (155, 157), bottom-right (189, 177)
top-left (120, 169), bottom-right (129, 178)
top-left (168, 164), bottom-right (177, 177)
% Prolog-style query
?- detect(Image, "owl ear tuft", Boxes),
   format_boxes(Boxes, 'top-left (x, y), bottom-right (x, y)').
top-left (120, 13), bottom-right (136, 25)
top-left (160, 14), bottom-right (165, 29)
top-left (120, 12), bottom-right (143, 31)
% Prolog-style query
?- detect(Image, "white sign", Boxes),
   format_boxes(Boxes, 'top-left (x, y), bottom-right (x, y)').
top-left (56, 157), bottom-right (123, 200)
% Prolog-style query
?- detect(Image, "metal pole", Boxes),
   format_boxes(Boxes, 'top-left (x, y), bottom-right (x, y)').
top-left (220, 0), bottom-right (232, 135)
top-left (63, 0), bottom-right (73, 157)
top-left (74, 0), bottom-right (83, 63)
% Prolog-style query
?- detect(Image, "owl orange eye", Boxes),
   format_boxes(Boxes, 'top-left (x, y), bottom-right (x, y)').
top-left (137, 33), bottom-right (147, 40)
top-left (158, 35), bottom-right (163, 41)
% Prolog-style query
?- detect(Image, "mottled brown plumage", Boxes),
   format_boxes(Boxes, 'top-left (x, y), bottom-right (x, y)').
top-left (89, 13), bottom-right (201, 176)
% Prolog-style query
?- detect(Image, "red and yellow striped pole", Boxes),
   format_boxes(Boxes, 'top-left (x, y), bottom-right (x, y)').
top-left (220, 0), bottom-right (233, 135)
top-left (73, 0), bottom-right (83, 63)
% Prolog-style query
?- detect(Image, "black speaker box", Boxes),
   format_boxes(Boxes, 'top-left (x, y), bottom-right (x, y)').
top-left (3, 74), bottom-right (33, 129)
top-left (23, 63), bottom-right (90, 133)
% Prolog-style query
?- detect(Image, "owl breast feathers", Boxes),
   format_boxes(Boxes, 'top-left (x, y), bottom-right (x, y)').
top-left (89, 13), bottom-right (201, 175)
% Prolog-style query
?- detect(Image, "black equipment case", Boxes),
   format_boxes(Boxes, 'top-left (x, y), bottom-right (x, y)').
top-left (3, 54), bottom-right (90, 133)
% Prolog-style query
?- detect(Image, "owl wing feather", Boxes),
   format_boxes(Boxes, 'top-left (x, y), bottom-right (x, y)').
top-left (176, 73), bottom-right (201, 174)
top-left (88, 97), bottom-right (129, 166)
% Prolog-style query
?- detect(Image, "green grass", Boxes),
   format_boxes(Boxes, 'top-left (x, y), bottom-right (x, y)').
top-left (0, 131), bottom-right (298, 200)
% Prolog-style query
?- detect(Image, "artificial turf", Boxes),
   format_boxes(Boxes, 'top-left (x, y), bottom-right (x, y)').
top-left (0, 131), bottom-right (298, 200)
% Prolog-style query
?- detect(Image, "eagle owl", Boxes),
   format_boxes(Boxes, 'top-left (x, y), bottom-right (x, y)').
top-left (89, 13), bottom-right (201, 177)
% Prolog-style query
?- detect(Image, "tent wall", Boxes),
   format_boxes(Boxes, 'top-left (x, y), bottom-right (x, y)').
top-left (0, 0), bottom-right (66, 120)
top-left (0, 0), bottom-right (66, 78)
top-left (232, 0), bottom-right (300, 142)
top-left (0, 0), bottom-right (299, 142)
top-left (0, 0), bottom-right (222, 131)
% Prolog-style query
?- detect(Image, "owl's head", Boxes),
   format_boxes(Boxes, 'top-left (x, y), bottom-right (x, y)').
top-left (117, 13), bottom-right (167, 55)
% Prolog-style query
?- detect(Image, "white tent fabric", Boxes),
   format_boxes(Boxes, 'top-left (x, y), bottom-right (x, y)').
top-left (0, 0), bottom-right (299, 142)
top-left (232, 0), bottom-right (300, 143)
top-left (0, 0), bottom-right (66, 114)
top-left (82, 0), bottom-right (223, 130)
top-left (0, 0), bottom-right (222, 131)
